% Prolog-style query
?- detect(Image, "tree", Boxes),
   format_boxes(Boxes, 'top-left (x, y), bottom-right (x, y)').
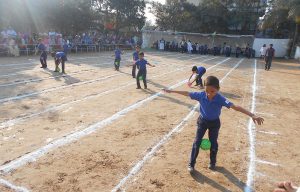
top-left (92, 0), bottom-right (146, 34)
top-left (262, 0), bottom-right (300, 56)
top-left (151, 0), bottom-right (266, 34)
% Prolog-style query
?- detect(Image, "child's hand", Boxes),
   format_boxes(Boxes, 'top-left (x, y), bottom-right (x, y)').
top-left (274, 181), bottom-right (298, 192)
top-left (162, 88), bottom-right (171, 93)
top-left (252, 115), bottom-right (264, 125)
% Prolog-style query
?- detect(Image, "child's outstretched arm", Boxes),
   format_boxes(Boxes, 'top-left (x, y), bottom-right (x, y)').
top-left (163, 89), bottom-right (189, 96)
top-left (230, 104), bottom-right (264, 125)
top-left (147, 62), bottom-right (155, 67)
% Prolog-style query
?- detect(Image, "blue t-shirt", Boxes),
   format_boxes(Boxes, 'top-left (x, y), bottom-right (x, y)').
top-left (133, 51), bottom-right (139, 61)
top-left (55, 52), bottom-right (65, 59)
top-left (197, 66), bottom-right (206, 76)
top-left (189, 91), bottom-right (233, 121)
top-left (37, 43), bottom-right (46, 51)
top-left (63, 44), bottom-right (68, 53)
top-left (135, 59), bottom-right (148, 71)
top-left (115, 49), bottom-right (122, 60)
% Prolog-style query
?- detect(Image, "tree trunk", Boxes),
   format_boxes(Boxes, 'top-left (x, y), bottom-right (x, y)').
top-left (115, 10), bottom-right (120, 36)
top-left (290, 22), bottom-right (299, 57)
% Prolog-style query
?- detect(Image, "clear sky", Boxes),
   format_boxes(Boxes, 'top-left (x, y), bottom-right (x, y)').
top-left (145, 0), bottom-right (165, 24)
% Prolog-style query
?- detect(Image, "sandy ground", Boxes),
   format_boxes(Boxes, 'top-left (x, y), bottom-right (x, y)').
top-left (0, 51), bottom-right (299, 192)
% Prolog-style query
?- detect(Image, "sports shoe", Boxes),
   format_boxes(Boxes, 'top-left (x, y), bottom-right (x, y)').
top-left (136, 87), bottom-right (141, 89)
top-left (208, 163), bottom-right (216, 170)
top-left (188, 164), bottom-right (194, 173)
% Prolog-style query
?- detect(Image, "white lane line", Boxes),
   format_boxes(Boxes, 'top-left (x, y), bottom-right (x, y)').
top-left (257, 130), bottom-right (279, 135)
top-left (0, 54), bottom-right (204, 87)
top-left (255, 159), bottom-right (280, 167)
top-left (0, 64), bottom-right (112, 87)
top-left (0, 55), bottom-right (206, 104)
top-left (244, 59), bottom-right (258, 192)
top-left (0, 73), bottom-right (121, 104)
top-left (0, 178), bottom-right (29, 192)
top-left (0, 54), bottom-right (131, 78)
top-left (0, 57), bottom-right (224, 129)
top-left (111, 58), bottom-right (243, 192)
top-left (0, 57), bottom-right (227, 174)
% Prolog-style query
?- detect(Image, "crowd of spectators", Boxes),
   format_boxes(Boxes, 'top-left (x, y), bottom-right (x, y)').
top-left (153, 38), bottom-right (256, 58)
top-left (0, 27), bottom-right (142, 56)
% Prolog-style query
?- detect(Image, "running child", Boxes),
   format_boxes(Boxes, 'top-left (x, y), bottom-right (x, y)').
top-left (188, 66), bottom-right (206, 89)
top-left (163, 76), bottom-right (264, 172)
top-left (113, 46), bottom-right (124, 71)
top-left (127, 52), bottom-right (155, 89)
top-left (51, 51), bottom-right (67, 74)
top-left (36, 38), bottom-right (47, 68)
top-left (132, 46), bottom-right (140, 78)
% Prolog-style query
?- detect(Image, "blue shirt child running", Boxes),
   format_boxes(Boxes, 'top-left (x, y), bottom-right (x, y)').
top-left (189, 91), bottom-right (233, 121)
top-left (135, 59), bottom-right (149, 71)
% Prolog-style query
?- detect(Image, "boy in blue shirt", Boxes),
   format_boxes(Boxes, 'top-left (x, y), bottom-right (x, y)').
top-left (51, 51), bottom-right (67, 74)
top-left (35, 38), bottom-right (47, 68)
top-left (127, 52), bottom-right (155, 89)
top-left (113, 46), bottom-right (123, 71)
top-left (132, 46), bottom-right (140, 78)
top-left (163, 76), bottom-right (264, 172)
top-left (188, 66), bottom-right (206, 89)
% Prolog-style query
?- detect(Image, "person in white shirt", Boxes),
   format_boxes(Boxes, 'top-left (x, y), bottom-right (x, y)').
top-left (159, 38), bottom-right (165, 51)
top-left (187, 40), bottom-right (193, 54)
top-left (260, 44), bottom-right (267, 59)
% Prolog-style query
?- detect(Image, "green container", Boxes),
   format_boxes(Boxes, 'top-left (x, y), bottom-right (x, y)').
top-left (200, 139), bottom-right (211, 150)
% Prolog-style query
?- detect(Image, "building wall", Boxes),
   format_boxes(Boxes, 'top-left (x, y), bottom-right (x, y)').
top-left (295, 46), bottom-right (300, 60)
top-left (252, 38), bottom-right (291, 58)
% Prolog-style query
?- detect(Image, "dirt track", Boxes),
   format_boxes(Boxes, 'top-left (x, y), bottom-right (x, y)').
top-left (0, 52), bottom-right (299, 192)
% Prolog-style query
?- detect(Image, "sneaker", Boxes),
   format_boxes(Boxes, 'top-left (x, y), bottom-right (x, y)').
top-left (188, 164), bottom-right (194, 173)
top-left (208, 163), bottom-right (216, 170)
top-left (136, 87), bottom-right (141, 89)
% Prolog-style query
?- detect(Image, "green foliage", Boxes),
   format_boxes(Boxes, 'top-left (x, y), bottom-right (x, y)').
top-left (0, 0), bottom-right (146, 34)
top-left (151, 0), bottom-right (266, 34)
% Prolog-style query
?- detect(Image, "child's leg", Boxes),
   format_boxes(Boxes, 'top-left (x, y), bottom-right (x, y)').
top-left (208, 119), bottom-right (221, 167)
top-left (44, 53), bottom-right (47, 68)
top-left (142, 70), bottom-right (147, 89)
top-left (40, 56), bottom-right (44, 67)
top-left (114, 59), bottom-right (118, 70)
top-left (132, 64), bottom-right (136, 78)
top-left (54, 59), bottom-right (60, 72)
top-left (136, 70), bottom-right (142, 88)
top-left (61, 59), bottom-right (65, 73)
top-left (189, 117), bottom-right (208, 168)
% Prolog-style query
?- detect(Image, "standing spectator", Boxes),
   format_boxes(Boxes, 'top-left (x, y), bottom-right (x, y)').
top-left (187, 40), bottom-right (193, 54)
top-left (159, 38), bottom-right (165, 51)
top-left (236, 46), bottom-right (241, 58)
top-left (245, 44), bottom-right (251, 59)
top-left (265, 44), bottom-right (275, 71)
top-left (8, 37), bottom-right (19, 57)
top-left (260, 44), bottom-right (267, 59)
top-left (36, 38), bottom-right (47, 68)
top-left (180, 40), bottom-right (185, 53)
